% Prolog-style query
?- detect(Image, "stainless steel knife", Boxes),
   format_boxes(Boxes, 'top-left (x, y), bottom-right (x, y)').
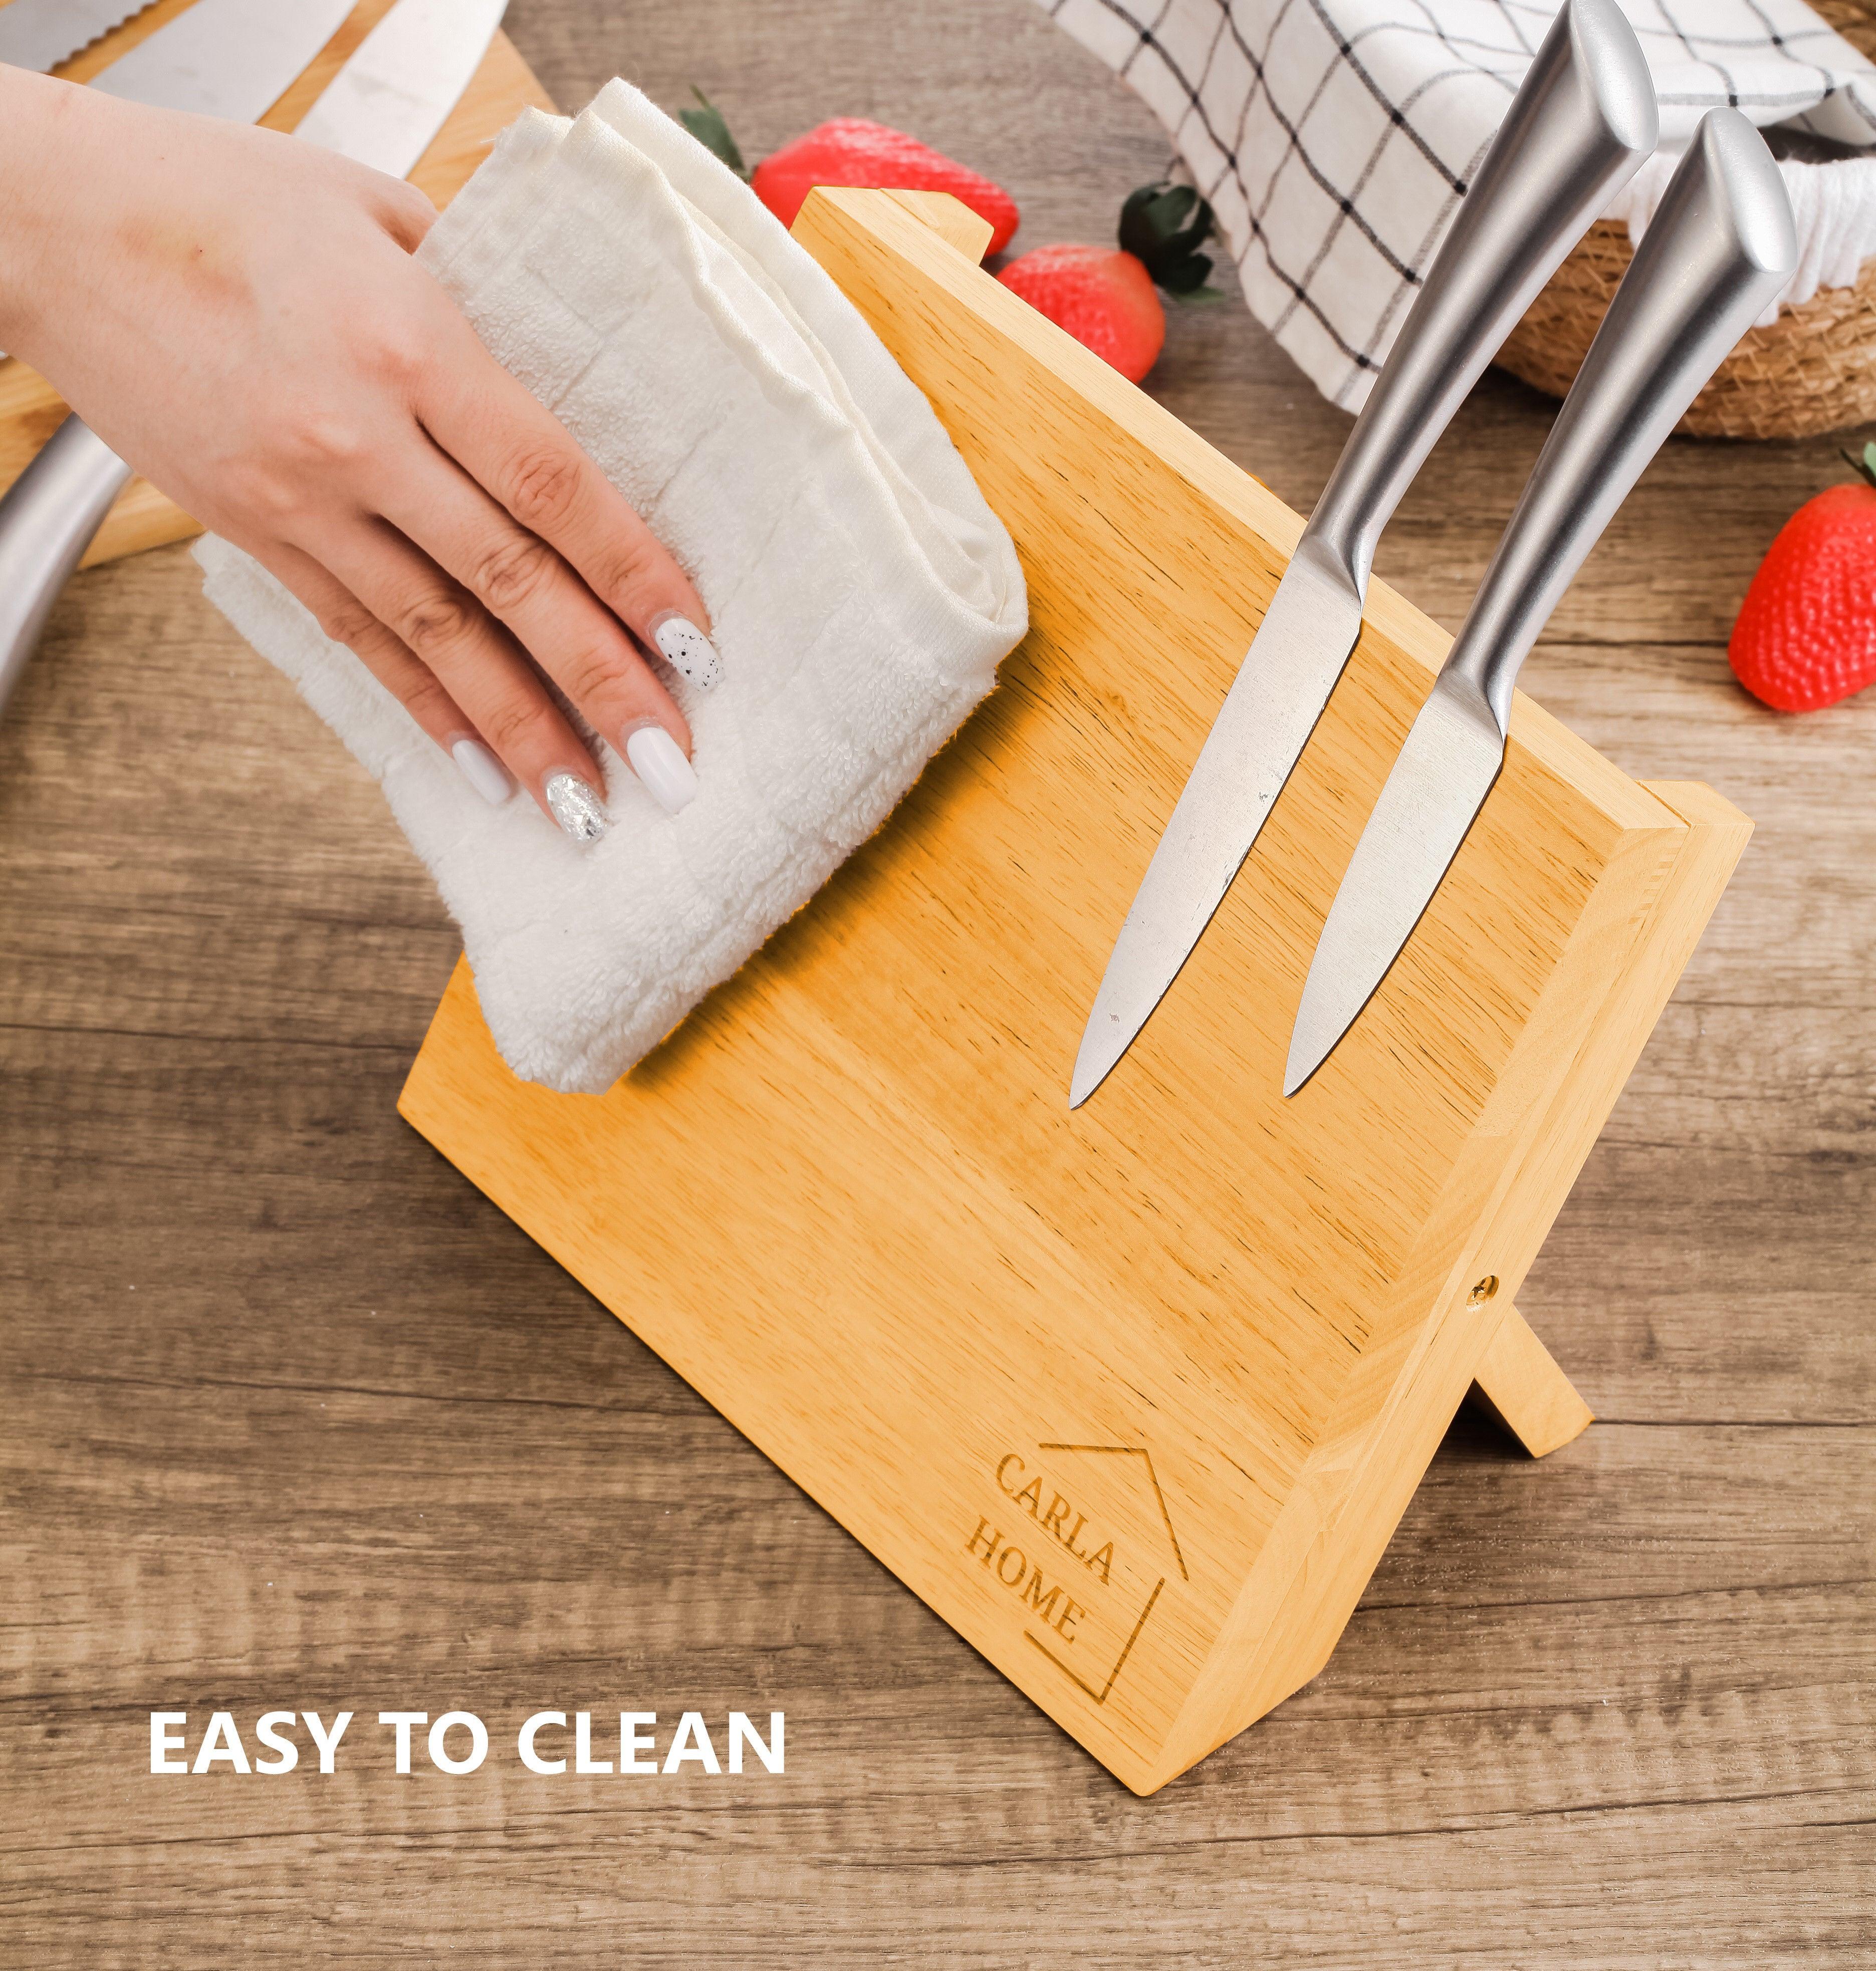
top-left (0, 0), bottom-right (157, 76)
top-left (0, 0), bottom-right (508, 722)
top-left (1283, 109), bottom-right (1796, 1097)
top-left (84, 0), bottom-right (354, 114)
top-left (1070, 0), bottom-right (1658, 1109)
top-left (295, 0), bottom-right (506, 177)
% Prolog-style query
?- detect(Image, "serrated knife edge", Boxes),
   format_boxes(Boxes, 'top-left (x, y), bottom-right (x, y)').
top-left (0, 0), bottom-right (159, 77)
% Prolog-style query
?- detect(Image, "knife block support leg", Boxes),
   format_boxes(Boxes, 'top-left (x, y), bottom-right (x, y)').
top-left (1468, 1303), bottom-right (1593, 1457)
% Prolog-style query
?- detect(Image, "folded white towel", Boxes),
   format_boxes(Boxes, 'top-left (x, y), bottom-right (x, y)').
top-left (199, 80), bottom-right (1028, 1095)
top-left (1037, 0), bottom-right (1876, 409)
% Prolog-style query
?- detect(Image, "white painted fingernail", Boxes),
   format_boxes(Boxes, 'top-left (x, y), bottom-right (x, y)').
top-left (649, 611), bottom-right (723, 690)
top-left (451, 736), bottom-right (513, 806)
top-left (544, 769), bottom-right (610, 843)
top-left (625, 724), bottom-right (698, 815)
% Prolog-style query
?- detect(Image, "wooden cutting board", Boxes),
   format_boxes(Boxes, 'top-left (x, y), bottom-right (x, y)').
top-left (0, 0), bottom-right (553, 568)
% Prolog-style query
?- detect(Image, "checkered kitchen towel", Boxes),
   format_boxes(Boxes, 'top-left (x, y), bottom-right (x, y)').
top-left (1036, 0), bottom-right (1876, 407)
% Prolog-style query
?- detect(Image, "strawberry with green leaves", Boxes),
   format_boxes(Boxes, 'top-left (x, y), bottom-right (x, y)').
top-left (676, 89), bottom-right (1223, 386)
top-left (752, 119), bottom-right (1020, 253)
top-left (1730, 442), bottom-right (1876, 713)
top-left (678, 93), bottom-right (1019, 254)
top-left (996, 180), bottom-right (1221, 384)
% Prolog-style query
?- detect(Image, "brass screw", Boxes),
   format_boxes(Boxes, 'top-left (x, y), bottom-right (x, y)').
top-left (1467, 1275), bottom-right (1500, 1306)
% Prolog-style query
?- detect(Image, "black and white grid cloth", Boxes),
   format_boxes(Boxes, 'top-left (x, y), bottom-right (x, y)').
top-left (1034, 0), bottom-right (1876, 407)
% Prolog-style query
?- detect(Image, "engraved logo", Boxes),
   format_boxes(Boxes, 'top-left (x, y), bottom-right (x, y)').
top-left (964, 1441), bottom-right (1188, 1707)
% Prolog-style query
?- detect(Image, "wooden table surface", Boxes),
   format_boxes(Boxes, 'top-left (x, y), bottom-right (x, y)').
top-left (3, 2), bottom-right (1870, 1961)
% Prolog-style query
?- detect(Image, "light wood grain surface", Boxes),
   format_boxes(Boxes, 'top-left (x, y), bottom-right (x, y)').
top-left (1, 0), bottom-right (1871, 1959)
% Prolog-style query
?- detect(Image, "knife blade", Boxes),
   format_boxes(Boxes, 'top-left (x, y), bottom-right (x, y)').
top-left (0, 0), bottom-right (158, 76)
top-left (1283, 109), bottom-right (1797, 1098)
top-left (86, 0), bottom-right (358, 117)
top-left (1069, 0), bottom-right (1658, 1110)
top-left (295, 0), bottom-right (507, 178)
top-left (0, 0), bottom-right (508, 722)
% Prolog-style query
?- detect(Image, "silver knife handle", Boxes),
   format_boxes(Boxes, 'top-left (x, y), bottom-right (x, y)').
top-left (1448, 110), bottom-right (1796, 729)
top-left (1307, 0), bottom-right (1657, 587)
top-left (0, 415), bottom-right (134, 720)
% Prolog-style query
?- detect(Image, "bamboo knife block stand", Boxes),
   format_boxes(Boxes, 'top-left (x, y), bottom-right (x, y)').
top-left (401, 189), bottom-right (1752, 1795)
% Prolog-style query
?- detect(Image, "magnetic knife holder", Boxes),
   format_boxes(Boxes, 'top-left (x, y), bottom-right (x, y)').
top-left (400, 189), bottom-right (1750, 1795)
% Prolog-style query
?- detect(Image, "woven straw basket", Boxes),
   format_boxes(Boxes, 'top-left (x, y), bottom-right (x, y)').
top-left (1497, 0), bottom-right (1876, 439)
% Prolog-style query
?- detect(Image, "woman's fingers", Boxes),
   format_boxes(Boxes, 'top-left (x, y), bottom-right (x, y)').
top-left (302, 519), bottom-right (619, 842)
top-left (413, 311), bottom-right (725, 692)
top-left (370, 169), bottom-right (437, 254)
top-left (248, 540), bottom-right (518, 811)
top-left (372, 436), bottom-right (699, 816)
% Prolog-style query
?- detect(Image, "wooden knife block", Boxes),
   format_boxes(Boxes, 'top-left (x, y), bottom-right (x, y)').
top-left (399, 188), bottom-right (1751, 1795)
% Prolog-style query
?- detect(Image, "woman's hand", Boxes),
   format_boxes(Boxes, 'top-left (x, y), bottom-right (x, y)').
top-left (0, 65), bottom-right (719, 837)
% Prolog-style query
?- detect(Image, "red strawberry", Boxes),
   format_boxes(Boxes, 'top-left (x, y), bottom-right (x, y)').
top-left (996, 243), bottom-right (1164, 383)
top-left (1729, 445), bottom-right (1876, 712)
top-left (750, 118), bottom-right (1019, 256)
top-left (992, 181), bottom-right (1218, 383)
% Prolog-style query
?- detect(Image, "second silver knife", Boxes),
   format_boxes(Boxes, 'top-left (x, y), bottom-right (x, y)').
top-left (1284, 109), bottom-right (1797, 1096)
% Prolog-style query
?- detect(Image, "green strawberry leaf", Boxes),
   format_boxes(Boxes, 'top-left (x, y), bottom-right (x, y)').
top-left (679, 87), bottom-right (749, 180)
top-left (1842, 440), bottom-right (1876, 490)
top-left (1155, 252), bottom-right (1214, 294)
top-left (1119, 179), bottom-right (1216, 291)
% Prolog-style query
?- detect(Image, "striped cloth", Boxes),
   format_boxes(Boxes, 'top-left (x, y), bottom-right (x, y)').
top-left (1035, 0), bottom-right (1876, 408)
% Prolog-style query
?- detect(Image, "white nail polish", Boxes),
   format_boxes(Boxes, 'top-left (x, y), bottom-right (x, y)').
top-left (649, 611), bottom-right (723, 690)
top-left (625, 724), bottom-right (698, 815)
top-left (451, 736), bottom-right (514, 806)
top-left (544, 769), bottom-right (610, 843)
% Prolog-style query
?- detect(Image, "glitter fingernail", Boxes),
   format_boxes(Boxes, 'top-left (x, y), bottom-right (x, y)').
top-left (544, 769), bottom-right (610, 843)
top-left (649, 610), bottom-right (723, 690)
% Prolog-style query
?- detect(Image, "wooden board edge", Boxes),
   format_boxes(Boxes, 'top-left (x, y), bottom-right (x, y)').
top-left (77, 484), bottom-right (203, 571)
top-left (795, 187), bottom-right (1303, 566)
top-left (1462, 775), bottom-right (1753, 1318)
top-left (1142, 785), bottom-right (1695, 1777)
top-left (1142, 1284), bottom-right (1511, 1789)
top-left (1634, 776), bottom-right (1755, 840)
top-left (1148, 778), bottom-right (1749, 1774)
top-left (398, 954), bottom-right (486, 1132)
top-left (880, 189), bottom-right (995, 262)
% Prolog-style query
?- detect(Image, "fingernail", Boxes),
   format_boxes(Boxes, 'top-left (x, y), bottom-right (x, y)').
top-left (649, 611), bottom-right (723, 690)
top-left (544, 769), bottom-right (610, 843)
top-left (451, 736), bottom-right (513, 806)
top-left (624, 723), bottom-right (698, 815)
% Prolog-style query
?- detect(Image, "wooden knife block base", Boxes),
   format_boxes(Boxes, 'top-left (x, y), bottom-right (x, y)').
top-left (400, 190), bottom-right (1751, 1796)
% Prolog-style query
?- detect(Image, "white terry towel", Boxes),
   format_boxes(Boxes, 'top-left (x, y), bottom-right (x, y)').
top-left (199, 79), bottom-right (1028, 1096)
